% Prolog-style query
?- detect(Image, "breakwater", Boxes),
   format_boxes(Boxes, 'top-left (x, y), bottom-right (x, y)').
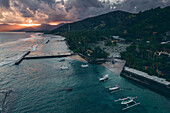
top-left (121, 67), bottom-right (170, 96)
top-left (14, 51), bottom-right (30, 65)
top-left (24, 53), bottom-right (74, 59)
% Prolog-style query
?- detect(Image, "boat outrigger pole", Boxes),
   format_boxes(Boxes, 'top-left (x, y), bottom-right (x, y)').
top-left (114, 96), bottom-right (140, 110)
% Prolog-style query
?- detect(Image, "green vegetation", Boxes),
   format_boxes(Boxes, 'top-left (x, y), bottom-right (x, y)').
top-left (51, 6), bottom-right (170, 39)
top-left (50, 6), bottom-right (170, 79)
top-left (64, 30), bottom-right (109, 60)
top-left (121, 34), bottom-right (170, 80)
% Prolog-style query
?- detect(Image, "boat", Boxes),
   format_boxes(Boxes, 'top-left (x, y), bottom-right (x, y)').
top-left (114, 96), bottom-right (140, 110)
top-left (60, 66), bottom-right (69, 70)
top-left (81, 64), bottom-right (89, 68)
top-left (108, 85), bottom-right (120, 91)
top-left (59, 58), bottom-right (65, 62)
top-left (66, 88), bottom-right (73, 91)
top-left (99, 74), bottom-right (109, 82)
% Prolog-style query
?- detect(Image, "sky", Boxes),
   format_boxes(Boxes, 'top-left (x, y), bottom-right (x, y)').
top-left (0, 0), bottom-right (170, 31)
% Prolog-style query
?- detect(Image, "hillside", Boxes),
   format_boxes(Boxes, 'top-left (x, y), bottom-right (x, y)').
top-left (51, 11), bottom-right (131, 33)
top-left (50, 6), bottom-right (170, 79)
top-left (51, 6), bottom-right (170, 38)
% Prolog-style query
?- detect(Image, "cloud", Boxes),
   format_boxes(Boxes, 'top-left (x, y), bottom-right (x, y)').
top-left (0, 0), bottom-right (10, 8)
top-left (114, 0), bottom-right (170, 13)
top-left (0, 0), bottom-right (170, 24)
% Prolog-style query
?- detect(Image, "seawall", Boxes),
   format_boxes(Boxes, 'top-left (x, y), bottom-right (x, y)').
top-left (121, 67), bottom-right (170, 97)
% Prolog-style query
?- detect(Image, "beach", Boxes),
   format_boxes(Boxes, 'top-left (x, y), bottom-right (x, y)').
top-left (69, 54), bottom-right (87, 63)
top-left (102, 59), bottom-right (126, 75)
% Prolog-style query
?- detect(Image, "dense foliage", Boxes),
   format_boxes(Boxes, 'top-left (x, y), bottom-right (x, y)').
top-left (121, 34), bottom-right (170, 80)
top-left (64, 30), bottom-right (109, 59)
top-left (51, 6), bottom-right (170, 39)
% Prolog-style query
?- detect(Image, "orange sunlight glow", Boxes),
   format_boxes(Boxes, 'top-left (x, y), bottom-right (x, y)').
top-left (19, 24), bottom-right (41, 27)
top-left (49, 22), bottom-right (60, 25)
top-left (18, 19), bottom-right (41, 27)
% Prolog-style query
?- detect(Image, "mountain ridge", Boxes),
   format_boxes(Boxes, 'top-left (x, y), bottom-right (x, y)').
top-left (51, 6), bottom-right (170, 38)
top-left (12, 23), bottom-right (65, 32)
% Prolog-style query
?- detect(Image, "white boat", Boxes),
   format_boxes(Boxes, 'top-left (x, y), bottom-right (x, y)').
top-left (60, 66), bottom-right (69, 70)
top-left (114, 96), bottom-right (140, 110)
top-left (108, 85), bottom-right (120, 91)
top-left (99, 74), bottom-right (109, 82)
top-left (59, 59), bottom-right (65, 62)
top-left (81, 64), bottom-right (89, 68)
top-left (121, 97), bottom-right (134, 105)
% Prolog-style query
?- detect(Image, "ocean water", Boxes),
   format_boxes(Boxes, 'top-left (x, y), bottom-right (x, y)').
top-left (0, 32), bottom-right (170, 113)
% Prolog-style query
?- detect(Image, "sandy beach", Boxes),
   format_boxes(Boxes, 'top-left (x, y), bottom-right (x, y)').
top-left (70, 54), bottom-right (126, 75)
top-left (69, 55), bottom-right (87, 63)
top-left (102, 59), bottom-right (126, 75)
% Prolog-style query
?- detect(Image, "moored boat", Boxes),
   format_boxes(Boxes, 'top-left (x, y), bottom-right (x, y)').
top-left (121, 97), bottom-right (134, 104)
top-left (59, 58), bottom-right (65, 62)
top-left (99, 74), bottom-right (109, 82)
top-left (108, 85), bottom-right (120, 91)
top-left (114, 96), bottom-right (140, 110)
top-left (60, 66), bottom-right (69, 70)
top-left (81, 64), bottom-right (89, 68)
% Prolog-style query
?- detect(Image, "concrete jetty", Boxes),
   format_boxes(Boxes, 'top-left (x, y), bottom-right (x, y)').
top-left (14, 51), bottom-right (30, 65)
top-left (13, 35), bottom-right (73, 65)
top-left (24, 53), bottom-right (74, 59)
top-left (45, 40), bottom-right (50, 44)
top-left (121, 67), bottom-right (170, 96)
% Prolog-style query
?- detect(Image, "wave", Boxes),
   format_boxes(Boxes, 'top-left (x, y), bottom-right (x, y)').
top-left (0, 51), bottom-right (28, 67)
top-left (0, 35), bottom-right (41, 47)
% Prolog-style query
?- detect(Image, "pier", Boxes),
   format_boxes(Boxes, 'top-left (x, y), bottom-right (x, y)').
top-left (24, 53), bottom-right (74, 59)
top-left (13, 36), bottom-right (73, 65)
top-left (45, 40), bottom-right (50, 44)
top-left (14, 51), bottom-right (30, 65)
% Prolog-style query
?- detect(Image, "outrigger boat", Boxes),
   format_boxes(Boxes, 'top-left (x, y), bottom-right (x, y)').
top-left (108, 85), bottom-right (120, 91)
top-left (114, 96), bottom-right (140, 110)
top-left (60, 66), bottom-right (69, 70)
top-left (81, 64), bottom-right (89, 68)
top-left (99, 74), bottom-right (109, 82)
top-left (59, 58), bottom-right (65, 62)
top-left (107, 85), bottom-right (122, 93)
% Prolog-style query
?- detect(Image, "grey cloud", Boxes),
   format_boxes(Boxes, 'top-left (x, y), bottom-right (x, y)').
top-left (0, 0), bottom-right (170, 24)
top-left (0, 0), bottom-right (10, 8)
top-left (64, 0), bottom-right (103, 12)
top-left (114, 0), bottom-right (170, 13)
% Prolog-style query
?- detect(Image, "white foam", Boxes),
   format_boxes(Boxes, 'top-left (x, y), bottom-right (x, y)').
top-left (0, 36), bottom-right (41, 46)
top-left (32, 44), bottom-right (39, 51)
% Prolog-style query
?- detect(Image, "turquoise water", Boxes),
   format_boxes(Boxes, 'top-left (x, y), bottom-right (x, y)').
top-left (0, 32), bottom-right (170, 113)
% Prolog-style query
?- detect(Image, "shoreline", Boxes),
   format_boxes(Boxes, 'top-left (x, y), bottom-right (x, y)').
top-left (69, 54), bottom-right (88, 63)
top-left (121, 67), bottom-right (170, 97)
top-left (102, 59), bottom-right (126, 75)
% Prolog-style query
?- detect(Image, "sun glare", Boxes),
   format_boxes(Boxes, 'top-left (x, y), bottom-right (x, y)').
top-left (19, 24), bottom-right (41, 27)
top-left (29, 20), bottom-right (33, 24)
top-left (49, 22), bottom-right (60, 25)
top-left (17, 19), bottom-right (41, 27)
